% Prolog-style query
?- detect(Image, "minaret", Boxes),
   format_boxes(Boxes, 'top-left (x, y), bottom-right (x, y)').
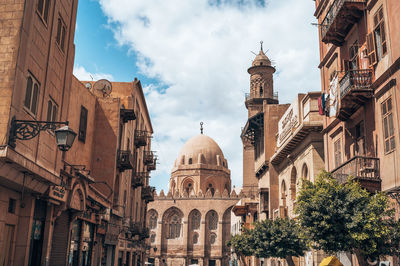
top-left (246, 42), bottom-right (277, 117)
top-left (242, 43), bottom-right (277, 196)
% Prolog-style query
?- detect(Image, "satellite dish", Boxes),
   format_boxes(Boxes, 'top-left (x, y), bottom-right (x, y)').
top-left (93, 79), bottom-right (112, 97)
top-left (85, 82), bottom-right (92, 90)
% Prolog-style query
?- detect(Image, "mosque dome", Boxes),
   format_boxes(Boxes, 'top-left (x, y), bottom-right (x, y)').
top-left (252, 49), bottom-right (271, 67)
top-left (174, 134), bottom-right (228, 168)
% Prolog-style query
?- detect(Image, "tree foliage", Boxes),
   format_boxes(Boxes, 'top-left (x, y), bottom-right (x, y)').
top-left (296, 171), bottom-right (400, 261)
top-left (252, 218), bottom-right (307, 263)
top-left (227, 228), bottom-right (254, 257)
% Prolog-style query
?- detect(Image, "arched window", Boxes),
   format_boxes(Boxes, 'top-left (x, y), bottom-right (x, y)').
top-left (185, 182), bottom-right (193, 195)
top-left (148, 210), bottom-right (158, 229)
top-left (260, 85), bottom-right (263, 97)
top-left (302, 164), bottom-right (309, 180)
top-left (168, 214), bottom-right (181, 239)
top-left (150, 233), bottom-right (156, 243)
top-left (193, 232), bottom-right (199, 244)
top-left (188, 158), bottom-right (193, 164)
top-left (207, 183), bottom-right (215, 196)
top-left (207, 211), bottom-right (218, 230)
top-left (210, 233), bottom-right (217, 244)
top-left (190, 210), bottom-right (201, 230)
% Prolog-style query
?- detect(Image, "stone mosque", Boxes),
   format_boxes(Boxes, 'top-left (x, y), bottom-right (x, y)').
top-left (147, 129), bottom-right (239, 266)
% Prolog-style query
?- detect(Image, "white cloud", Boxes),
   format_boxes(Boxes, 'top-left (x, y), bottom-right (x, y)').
top-left (73, 65), bottom-right (114, 81)
top-left (98, 0), bottom-right (320, 192)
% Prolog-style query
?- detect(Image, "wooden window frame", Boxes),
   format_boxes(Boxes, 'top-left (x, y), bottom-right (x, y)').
top-left (56, 16), bottom-right (67, 53)
top-left (381, 97), bottom-right (395, 154)
top-left (36, 0), bottom-right (50, 25)
top-left (46, 97), bottom-right (58, 123)
top-left (24, 73), bottom-right (40, 116)
top-left (334, 137), bottom-right (342, 168)
top-left (78, 106), bottom-right (88, 142)
top-left (367, 6), bottom-right (387, 66)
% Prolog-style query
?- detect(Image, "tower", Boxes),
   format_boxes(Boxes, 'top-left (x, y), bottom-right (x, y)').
top-left (242, 43), bottom-right (278, 196)
top-left (246, 43), bottom-right (277, 117)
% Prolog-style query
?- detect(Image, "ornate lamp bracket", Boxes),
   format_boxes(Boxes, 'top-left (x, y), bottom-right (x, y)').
top-left (387, 187), bottom-right (400, 205)
top-left (8, 116), bottom-right (69, 148)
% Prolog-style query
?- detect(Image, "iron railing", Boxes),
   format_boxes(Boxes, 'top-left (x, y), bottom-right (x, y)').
top-left (339, 69), bottom-right (373, 99)
top-left (245, 91), bottom-right (278, 102)
top-left (117, 149), bottom-right (134, 171)
top-left (142, 186), bottom-right (156, 202)
top-left (331, 156), bottom-right (380, 184)
top-left (321, 0), bottom-right (365, 40)
top-left (132, 173), bottom-right (147, 188)
top-left (144, 151), bottom-right (157, 171)
top-left (134, 130), bottom-right (148, 147)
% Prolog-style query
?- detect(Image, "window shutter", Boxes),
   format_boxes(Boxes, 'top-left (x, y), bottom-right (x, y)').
top-left (367, 32), bottom-right (377, 66)
top-left (381, 21), bottom-right (387, 55)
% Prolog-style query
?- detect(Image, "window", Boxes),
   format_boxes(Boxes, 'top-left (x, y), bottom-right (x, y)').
top-left (367, 7), bottom-right (387, 65)
top-left (355, 121), bottom-right (365, 156)
top-left (207, 211), bottom-right (218, 230)
top-left (37, 0), bottom-right (50, 24)
top-left (349, 41), bottom-right (359, 70)
top-left (207, 184), bottom-right (215, 196)
top-left (150, 234), bottom-right (156, 243)
top-left (185, 182), bottom-right (193, 195)
top-left (78, 106), bottom-right (88, 142)
top-left (24, 74), bottom-right (40, 115)
top-left (168, 214), bottom-right (181, 239)
top-left (188, 158), bottom-right (192, 164)
top-left (46, 98), bottom-right (58, 123)
top-left (382, 97), bottom-right (395, 153)
top-left (56, 17), bottom-right (67, 52)
top-left (192, 233), bottom-right (199, 244)
top-left (149, 211), bottom-right (158, 229)
top-left (8, 198), bottom-right (16, 214)
top-left (190, 210), bottom-right (201, 230)
top-left (334, 138), bottom-right (342, 167)
top-left (209, 233), bottom-right (217, 244)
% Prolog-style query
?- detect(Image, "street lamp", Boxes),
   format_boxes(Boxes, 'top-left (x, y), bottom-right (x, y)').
top-left (8, 116), bottom-right (77, 151)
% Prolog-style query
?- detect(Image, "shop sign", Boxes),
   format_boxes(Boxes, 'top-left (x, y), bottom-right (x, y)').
top-left (49, 185), bottom-right (67, 202)
top-left (277, 97), bottom-right (299, 147)
top-left (104, 224), bottom-right (119, 245)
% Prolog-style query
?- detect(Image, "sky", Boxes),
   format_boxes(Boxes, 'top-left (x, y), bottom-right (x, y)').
top-left (73, 0), bottom-right (321, 193)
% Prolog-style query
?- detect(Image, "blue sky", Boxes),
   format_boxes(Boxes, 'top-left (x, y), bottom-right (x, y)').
top-left (73, 0), bottom-right (320, 193)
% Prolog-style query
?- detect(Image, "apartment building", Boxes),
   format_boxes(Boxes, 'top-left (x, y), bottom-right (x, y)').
top-left (314, 0), bottom-right (400, 264)
top-left (0, 1), bottom-right (155, 265)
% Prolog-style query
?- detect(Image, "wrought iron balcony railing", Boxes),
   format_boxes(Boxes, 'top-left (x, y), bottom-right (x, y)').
top-left (245, 91), bottom-right (278, 102)
top-left (331, 156), bottom-right (381, 192)
top-left (141, 186), bottom-right (156, 203)
top-left (117, 149), bottom-right (134, 171)
top-left (129, 222), bottom-right (141, 236)
top-left (144, 151), bottom-right (158, 171)
top-left (134, 130), bottom-right (148, 147)
top-left (321, 0), bottom-right (365, 46)
top-left (132, 172), bottom-right (148, 188)
top-left (140, 227), bottom-right (150, 240)
top-left (337, 69), bottom-right (373, 120)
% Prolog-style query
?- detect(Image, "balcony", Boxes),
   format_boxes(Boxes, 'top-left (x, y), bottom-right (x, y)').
top-left (134, 130), bottom-right (148, 147)
top-left (132, 172), bottom-right (148, 188)
top-left (321, 0), bottom-right (365, 46)
top-left (117, 150), bottom-right (134, 172)
top-left (245, 92), bottom-right (278, 108)
top-left (337, 69), bottom-right (373, 121)
top-left (120, 108), bottom-right (136, 123)
top-left (331, 156), bottom-right (381, 193)
top-left (140, 227), bottom-right (150, 240)
top-left (129, 222), bottom-right (141, 236)
top-left (144, 151), bottom-right (157, 171)
top-left (142, 186), bottom-right (155, 203)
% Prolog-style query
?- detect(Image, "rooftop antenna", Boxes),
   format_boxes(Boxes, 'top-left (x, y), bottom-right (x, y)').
top-left (200, 122), bottom-right (203, 134)
top-left (260, 40), bottom-right (264, 52)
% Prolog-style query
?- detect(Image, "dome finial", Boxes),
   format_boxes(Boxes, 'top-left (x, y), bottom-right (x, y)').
top-left (260, 40), bottom-right (263, 52)
top-left (200, 122), bottom-right (204, 134)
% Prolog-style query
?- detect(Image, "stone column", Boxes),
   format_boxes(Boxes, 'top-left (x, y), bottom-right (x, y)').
top-left (182, 219), bottom-right (188, 254)
top-left (199, 220), bottom-right (206, 258)
top-left (217, 220), bottom-right (223, 257)
top-left (155, 220), bottom-right (163, 256)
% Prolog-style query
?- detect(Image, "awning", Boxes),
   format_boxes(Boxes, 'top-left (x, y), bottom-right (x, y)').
top-left (319, 256), bottom-right (343, 266)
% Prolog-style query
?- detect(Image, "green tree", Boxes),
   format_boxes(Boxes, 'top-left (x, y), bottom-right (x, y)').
top-left (251, 218), bottom-right (307, 266)
top-left (227, 228), bottom-right (254, 264)
top-left (296, 171), bottom-right (400, 263)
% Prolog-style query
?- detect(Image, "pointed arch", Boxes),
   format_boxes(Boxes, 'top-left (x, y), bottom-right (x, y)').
top-left (290, 167), bottom-right (297, 201)
top-left (162, 207), bottom-right (184, 239)
top-left (147, 209), bottom-right (158, 229)
top-left (189, 209), bottom-right (201, 230)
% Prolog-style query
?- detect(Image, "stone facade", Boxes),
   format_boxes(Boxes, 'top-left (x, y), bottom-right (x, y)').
top-left (314, 0), bottom-right (400, 264)
top-left (0, 1), bottom-right (155, 266)
top-left (147, 134), bottom-right (239, 266)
